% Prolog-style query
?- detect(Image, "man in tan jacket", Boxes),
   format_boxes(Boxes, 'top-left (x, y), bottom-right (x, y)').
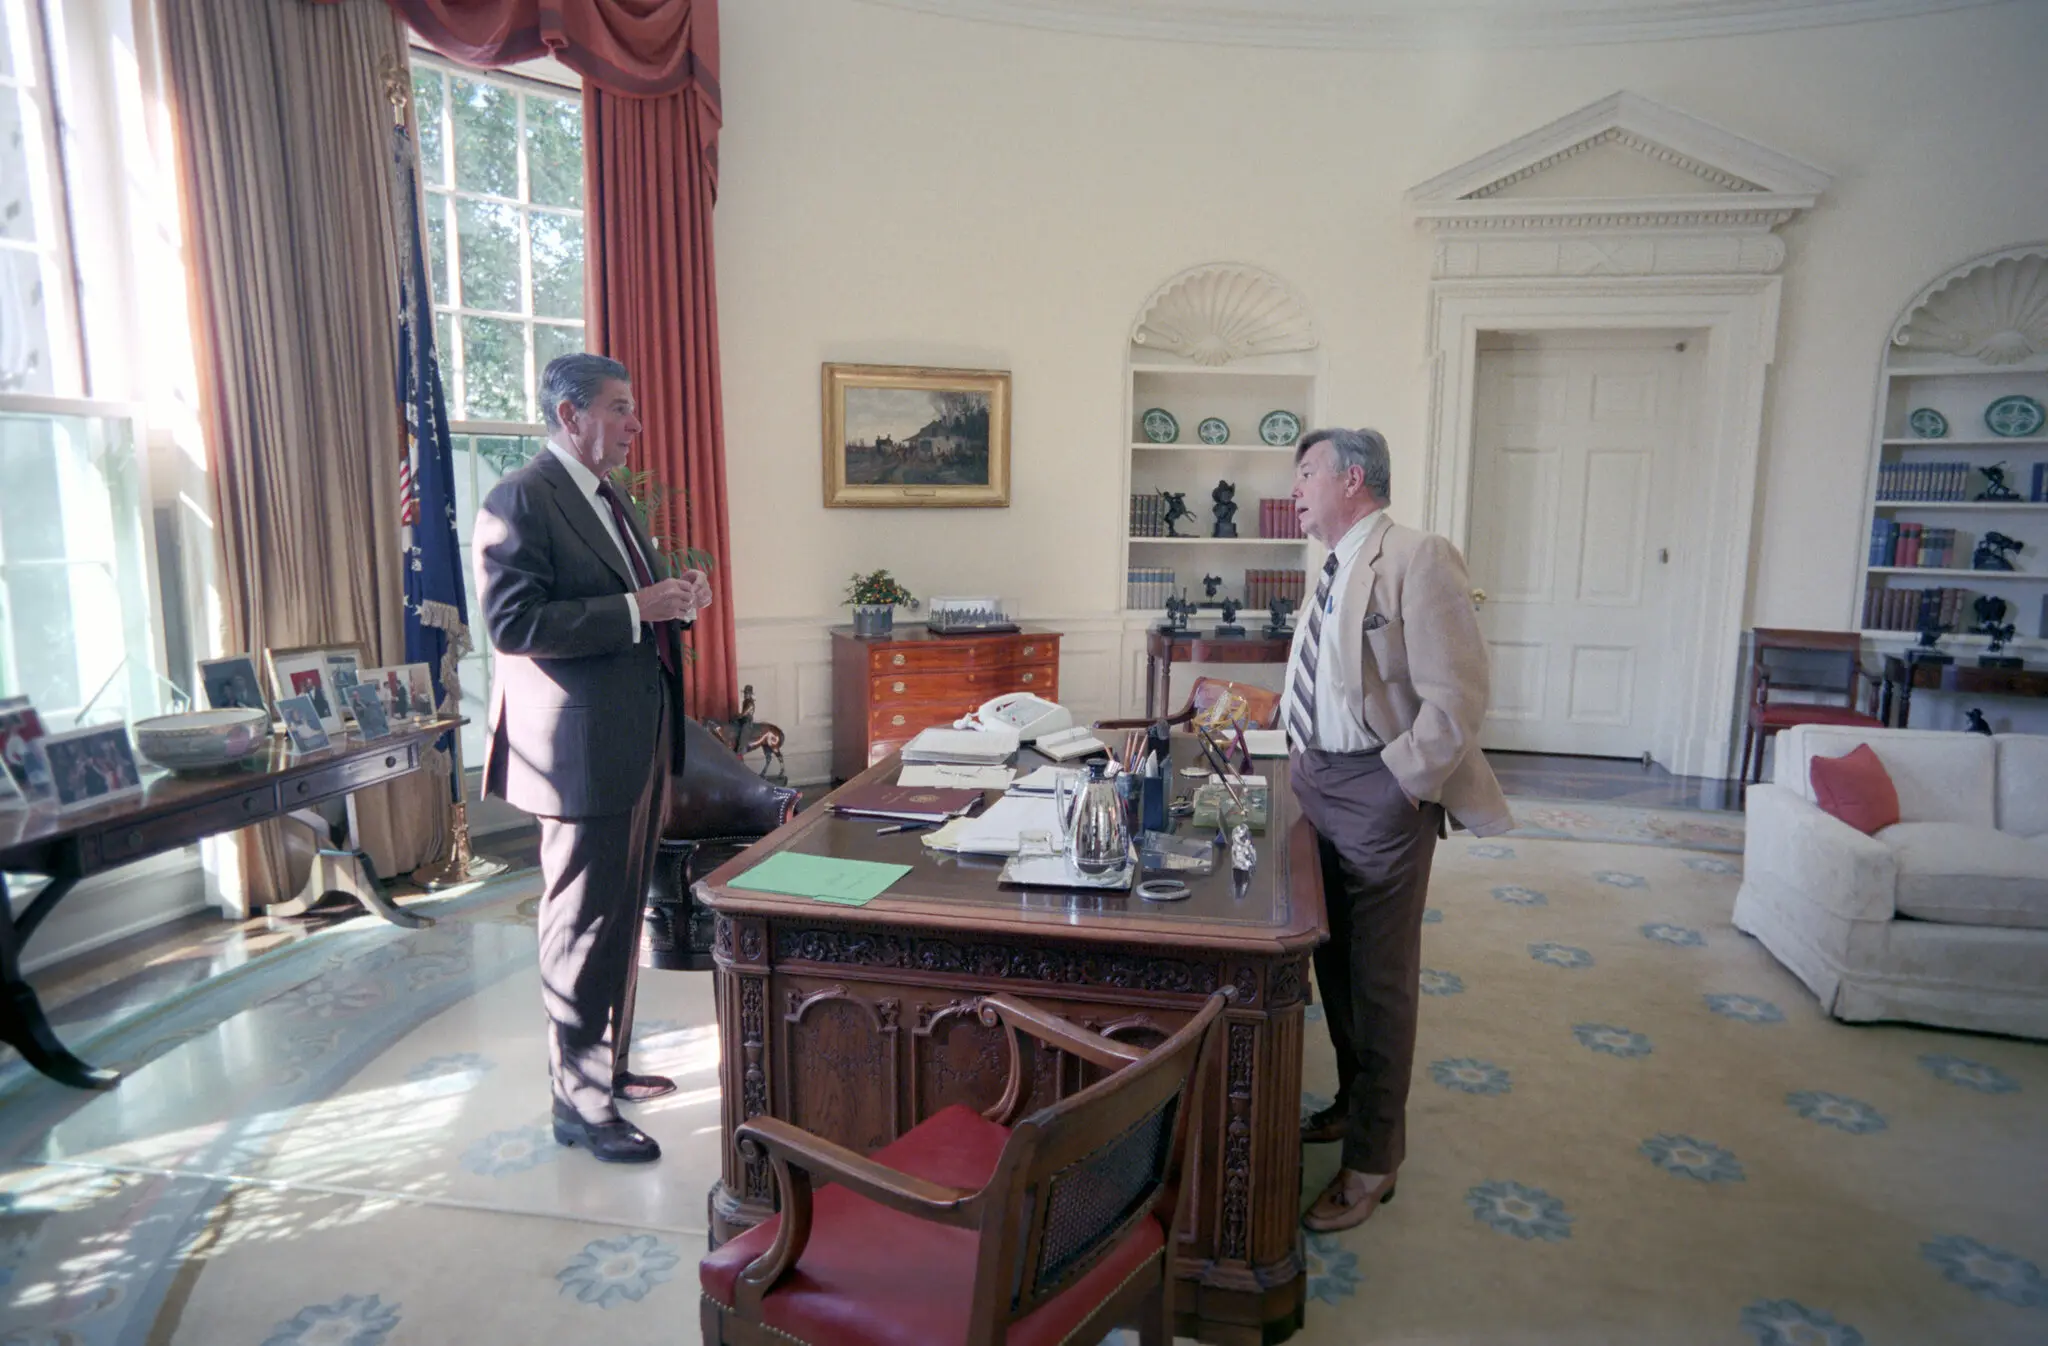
top-left (1284, 427), bottom-right (1512, 1232)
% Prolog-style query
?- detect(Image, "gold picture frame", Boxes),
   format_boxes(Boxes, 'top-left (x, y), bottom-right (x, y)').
top-left (822, 363), bottom-right (1010, 508)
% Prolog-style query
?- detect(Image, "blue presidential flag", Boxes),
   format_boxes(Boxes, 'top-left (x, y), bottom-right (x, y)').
top-left (394, 122), bottom-right (471, 739)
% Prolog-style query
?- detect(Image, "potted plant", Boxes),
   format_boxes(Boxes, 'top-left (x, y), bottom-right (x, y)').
top-left (844, 569), bottom-right (918, 637)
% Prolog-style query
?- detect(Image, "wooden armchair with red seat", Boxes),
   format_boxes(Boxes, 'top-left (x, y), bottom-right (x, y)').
top-left (700, 988), bottom-right (1233, 1346)
top-left (1740, 628), bottom-right (1884, 784)
top-left (1095, 676), bottom-right (1282, 732)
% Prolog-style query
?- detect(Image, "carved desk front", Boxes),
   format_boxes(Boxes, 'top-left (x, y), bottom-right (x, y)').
top-left (697, 741), bottom-right (1327, 1346)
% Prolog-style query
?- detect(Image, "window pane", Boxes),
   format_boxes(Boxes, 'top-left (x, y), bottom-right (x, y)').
top-left (528, 211), bottom-right (582, 320)
top-left (533, 322), bottom-right (583, 378)
top-left (459, 315), bottom-right (526, 420)
top-left (0, 413), bottom-right (64, 560)
top-left (425, 193), bottom-right (449, 305)
top-left (450, 75), bottom-right (517, 197)
top-left (435, 311), bottom-right (453, 377)
top-left (450, 436), bottom-right (478, 549)
top-left (411, 67), bottom-right (445, 190)
top-left (474, 435), bottom-right (539, 484)
top-left (524, 92), bottom-right (582, 209)
top-left (457, 649), bottom-right (489, 768)
top-left (0, 247), bottom-right (52, 393)
top-left (0, 89), bottom-right (36, 242)
top-left (2, 565), bottom-right (78, 709)
top-left (454, 196), bottom-right (520, 314)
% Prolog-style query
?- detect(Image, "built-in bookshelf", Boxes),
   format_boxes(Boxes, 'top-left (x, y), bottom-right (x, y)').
top-left (1122, 267), bottom-right (1321, 619)
top-left (1861, 247), bottom-right (2048, 652)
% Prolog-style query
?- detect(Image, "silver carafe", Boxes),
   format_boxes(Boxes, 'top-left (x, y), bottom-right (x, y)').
top-left (1053, 759), bottom-right (1131, 876)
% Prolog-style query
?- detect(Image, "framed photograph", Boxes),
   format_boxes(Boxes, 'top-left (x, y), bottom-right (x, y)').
top-left (344, 683), bottom-right (392, 740)
top-left (822, 363), bottom-right (1010, 509)
top-left (198, 654), bottom-right (272, 718)
top-left (0, 696), bottom-right (57, 803)
top-left (38, 723), bottom-right (144, 812)
top-left (363, 664), bottom-right (435, 721)
top-left (324, 646), bottom-right (367, 720)
top-left (277, 694), bottom-right (331, 753)
top-left (265, 646), bottom-right (341, 733)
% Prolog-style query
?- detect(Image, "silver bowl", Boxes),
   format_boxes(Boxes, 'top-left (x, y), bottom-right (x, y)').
top-left (132, 708), bottom-right (272, 773)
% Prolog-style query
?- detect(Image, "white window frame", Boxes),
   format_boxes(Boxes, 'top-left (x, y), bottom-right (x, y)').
top-left (0, 0), bottom-right (84, 396)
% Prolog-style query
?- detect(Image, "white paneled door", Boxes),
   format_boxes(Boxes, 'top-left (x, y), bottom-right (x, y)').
top-left (1468, 336), bottom-right (1688, 758)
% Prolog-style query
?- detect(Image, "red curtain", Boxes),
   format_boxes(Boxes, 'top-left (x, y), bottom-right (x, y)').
top-left (351, 0), bottom-right (739, 716)
top-left (585, 76), bottom-right (737, 717)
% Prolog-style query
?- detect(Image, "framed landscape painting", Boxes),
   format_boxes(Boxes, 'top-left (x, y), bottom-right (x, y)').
top-left (822, 363), bottom-right (1010, 508)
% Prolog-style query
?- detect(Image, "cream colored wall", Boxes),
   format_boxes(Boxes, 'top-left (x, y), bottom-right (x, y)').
top-left (714, 0), bottom-right (2048, 770)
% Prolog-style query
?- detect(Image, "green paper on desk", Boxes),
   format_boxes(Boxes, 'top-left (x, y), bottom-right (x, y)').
top-left (728, 851), bottom-right (912, 906)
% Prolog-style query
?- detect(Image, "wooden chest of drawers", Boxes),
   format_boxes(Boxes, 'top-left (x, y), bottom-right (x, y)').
top-left (829, 625), bottom-right (1062, 782)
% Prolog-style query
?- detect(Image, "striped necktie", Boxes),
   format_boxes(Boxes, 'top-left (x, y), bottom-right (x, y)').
top-left (1288, 552), bottom-right (1344, 751)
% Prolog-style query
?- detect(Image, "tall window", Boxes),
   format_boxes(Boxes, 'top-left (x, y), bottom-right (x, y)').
top-left (410, 54), bottom-right (585, 767)
top-left (0, 0), bottom-right (79, 395)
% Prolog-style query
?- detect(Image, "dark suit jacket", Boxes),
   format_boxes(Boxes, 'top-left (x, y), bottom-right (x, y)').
top-left (475, 451), bottom-right (688, 818)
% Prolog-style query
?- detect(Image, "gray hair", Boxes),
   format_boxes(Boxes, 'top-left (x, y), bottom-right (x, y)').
top-left (1297, 427), bottom-right (1391, 504)
top-left (539, 352), bottom-right (631, 430)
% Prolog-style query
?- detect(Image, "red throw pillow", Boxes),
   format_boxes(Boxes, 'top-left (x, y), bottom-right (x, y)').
top-left (1808, 744), bottom-right (1900, 835)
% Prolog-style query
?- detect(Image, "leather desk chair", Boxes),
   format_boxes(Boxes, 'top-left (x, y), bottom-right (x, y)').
top-left (1096, 676), bottom-right (1282, 732)
top-left (700, 989), bottom-right (1233, 1346)
top-left (643, 716), bottom-right (799, 971)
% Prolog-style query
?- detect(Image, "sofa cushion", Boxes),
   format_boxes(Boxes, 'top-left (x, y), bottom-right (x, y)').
top-left (1879, 822), bottom-right (2048, 930)
top-left (1994, 735), bottom-right (2048, 838)
top-left (1810, 745), bottom-right (1900, 835)
top-left (1778, 725), bottom-right (1995, 826)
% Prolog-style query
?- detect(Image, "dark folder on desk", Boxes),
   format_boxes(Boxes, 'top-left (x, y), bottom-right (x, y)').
top-left (831, 783), bottom-right (984, 824)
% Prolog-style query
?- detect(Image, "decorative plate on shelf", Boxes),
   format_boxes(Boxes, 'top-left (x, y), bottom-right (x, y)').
top-left (1907, 407), bottom-right (1948, 439)
top-left (1258, 409), bottom-right (1301, 446)
top-left (1197, 417), bottom-right (1229, 444)
top-left (1141, 408), bottom-right (1179, 443)
top-left (1983, 394), bottom-right (2045, 438)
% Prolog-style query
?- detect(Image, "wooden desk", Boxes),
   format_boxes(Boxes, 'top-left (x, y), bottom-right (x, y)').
top-left (0, 717), bottom-right (459, 1089)
top-left (1880, 655), bottom-right (2048, 727)
top-left (1146, 628), bottom-right (1291, 719)
top-left (699, 738), bottom-right (1324, 1345)
top-left (830, 625), bottom-right (1060, 782)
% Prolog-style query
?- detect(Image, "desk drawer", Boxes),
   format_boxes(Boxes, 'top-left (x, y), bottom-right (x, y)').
top-left (868, 636), bottom-right (1058, 675)
top-left (867, 703), bottom-right (968, 738)
top-left (85, 783), bottom-right (279, 871)
top-left (869, 663), bottom-right (1057, 704)
top-left (281, 744), bottom-right (418, 807)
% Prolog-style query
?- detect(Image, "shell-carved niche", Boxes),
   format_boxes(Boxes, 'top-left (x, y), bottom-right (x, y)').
top-left (1892, 246), bottom-right (2048, 366)
top-left (1132, 264), bottom-right (1318, 366)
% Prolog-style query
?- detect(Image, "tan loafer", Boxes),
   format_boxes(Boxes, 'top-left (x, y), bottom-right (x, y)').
top-left (1302, 1168), bottom-right (1397, 1232)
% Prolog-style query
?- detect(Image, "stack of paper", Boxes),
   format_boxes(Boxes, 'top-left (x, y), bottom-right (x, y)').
top-left (900, 726), bottom-right (1020, 765)
top-left (1035, 725), bottom-right (1107, 761)
top-left (1009, 765), bottom-right (1082, 796)
top-left (1242, 729), bottom-right (1289, 758)
top-left (898, 764), bottom-right (1015, 791)
top-left (830, 783), bottom-right (984, 824)
top-left (946, 793), bottom-right (1062, 855)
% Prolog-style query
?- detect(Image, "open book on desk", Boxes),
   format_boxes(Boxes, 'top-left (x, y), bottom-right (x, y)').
top-left (1034, 725), bottom-right (1107, 761)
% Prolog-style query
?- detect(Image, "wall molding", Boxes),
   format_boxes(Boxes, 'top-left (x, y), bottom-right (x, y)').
top-left (852, 0), bottom-right (2005, 51)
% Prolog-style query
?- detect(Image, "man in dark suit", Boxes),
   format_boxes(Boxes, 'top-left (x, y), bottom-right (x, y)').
top-left (475, 352), bottom-right (714, 1164)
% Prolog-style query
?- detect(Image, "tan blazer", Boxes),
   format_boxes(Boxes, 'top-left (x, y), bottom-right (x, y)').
top-left (1334, 517), bottom-right (1512, 837)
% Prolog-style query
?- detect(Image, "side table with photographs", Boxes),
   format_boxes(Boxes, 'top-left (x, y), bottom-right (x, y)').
top-left (0, 714), bottom-right (463, 1090)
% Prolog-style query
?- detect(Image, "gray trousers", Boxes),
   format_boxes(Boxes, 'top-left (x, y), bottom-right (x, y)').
top-left (1292, 747), bottom-right (1442, 1175)
top-left (536, 700), bottom-right (670, 1122)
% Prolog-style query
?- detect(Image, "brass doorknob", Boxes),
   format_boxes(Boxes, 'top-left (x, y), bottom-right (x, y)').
top-left (1472, 588), bottom-right (1488, 608)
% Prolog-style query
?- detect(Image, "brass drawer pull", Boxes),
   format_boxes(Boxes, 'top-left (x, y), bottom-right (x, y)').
top-left (892, 681), bottom-right (905, 694)
top-left (1022, 644), bottom-right (1036, 657)
top-left (891, 714), bottom-right (906, 726)
top-left (1021, 671), bottom-right (1035, 684)
top-left (892, 653), bottom-right (906, 667)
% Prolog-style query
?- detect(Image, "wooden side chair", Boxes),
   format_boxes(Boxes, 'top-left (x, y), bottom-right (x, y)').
top-left (700, 989), bottom-right (1233, 1346)
top-left (1096, 676), bottom-right (1282, 732)
top-left (1741, 628), bottom-right (1883, 784)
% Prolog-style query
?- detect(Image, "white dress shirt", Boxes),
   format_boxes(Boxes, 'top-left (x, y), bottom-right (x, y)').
top-left (1284, 509), bottom-right (1386, 753)
top-left (543, 441), bottom-right (653, 639)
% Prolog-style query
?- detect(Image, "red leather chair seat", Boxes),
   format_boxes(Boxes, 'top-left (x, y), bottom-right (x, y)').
top-left (1755, 704), bottom-right (1881, 729)
top-left (701, 1103), bottom-right (1164, 1346)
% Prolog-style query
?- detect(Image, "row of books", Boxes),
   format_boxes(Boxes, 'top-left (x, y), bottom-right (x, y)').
top-left (1258, 499), bottom-right (1304, 538)
top-left (1862, 585), bottom-right (1974, 633)
top-left (1869, 520), bottom-right (1968, 569)
top-left (1127, 567), bottom-right (1178, 610)
top-left (1243, 569), bottom-right (1308, 611)
top-left (1129, 494), bottom-right (1181, 537)
top-left (1875, 462), bottom-right (1981, 501)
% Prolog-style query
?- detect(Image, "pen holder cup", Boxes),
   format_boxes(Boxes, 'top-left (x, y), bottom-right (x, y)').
top-left (1140, 775), bottom-right (1168, 833)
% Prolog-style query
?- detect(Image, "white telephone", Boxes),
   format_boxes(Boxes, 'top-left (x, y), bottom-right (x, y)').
top-left (961, 691), bottom-right (1073, 742)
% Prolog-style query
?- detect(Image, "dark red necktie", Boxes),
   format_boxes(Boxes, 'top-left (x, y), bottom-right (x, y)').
top-left (595, 480), bottom-right (678, 676)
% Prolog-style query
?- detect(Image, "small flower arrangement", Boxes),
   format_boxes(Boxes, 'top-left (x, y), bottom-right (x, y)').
top-left (843, 570), bottom-right (919, 609)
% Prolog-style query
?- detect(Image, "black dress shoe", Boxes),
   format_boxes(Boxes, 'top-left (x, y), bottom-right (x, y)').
top-left (552, 1104), bottom-right (661, 1163)
top-left (1301, 1102), bottom-right (1348, 1145)
top-left (612, 1071), bottom-right (678, 1103)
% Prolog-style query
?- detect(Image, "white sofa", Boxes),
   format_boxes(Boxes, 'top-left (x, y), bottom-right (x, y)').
top-left (1733, 723), bottom-right (2048, 1038)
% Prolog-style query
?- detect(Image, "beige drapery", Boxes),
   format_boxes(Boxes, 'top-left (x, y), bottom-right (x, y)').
top-left (162, 0), bottom-right (444, 905)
